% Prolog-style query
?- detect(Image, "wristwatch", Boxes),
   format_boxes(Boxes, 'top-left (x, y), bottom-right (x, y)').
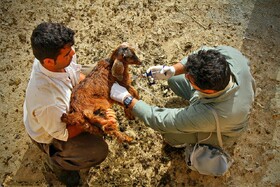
top-left (123, 95), bottom-right (134, 108)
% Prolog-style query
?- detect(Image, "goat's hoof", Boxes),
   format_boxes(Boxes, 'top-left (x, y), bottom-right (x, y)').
top-left (126, 115), bottom-right (135, 120)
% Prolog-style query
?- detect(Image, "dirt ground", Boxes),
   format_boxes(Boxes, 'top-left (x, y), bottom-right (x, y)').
top-left (0, 0), bottom-right (279, 186)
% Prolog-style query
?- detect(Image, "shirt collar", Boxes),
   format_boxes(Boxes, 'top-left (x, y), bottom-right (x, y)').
top-left (36, 59), bottom-right (69, 80)
top-left (190, 76), bottom-right (237, 104)
top-left (198, 75), bottom-right (234, 98)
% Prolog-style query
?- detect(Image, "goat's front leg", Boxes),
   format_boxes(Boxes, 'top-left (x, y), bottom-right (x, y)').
top-left (124, 107), bottom-right (135, 120)
top-left (127, 85), bottom-right (139, 99)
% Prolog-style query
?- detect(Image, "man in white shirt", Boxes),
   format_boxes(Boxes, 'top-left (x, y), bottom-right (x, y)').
top-left (23, 22), bottom-right (108, 186)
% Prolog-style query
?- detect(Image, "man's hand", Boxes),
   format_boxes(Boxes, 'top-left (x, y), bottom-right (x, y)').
top-left (146, 65), bottom-right (175, 80)
top-left (79, 72), bottom-right (86, 81)
top-left (110, 83), bottom-right (130, 103)
top-left (67, 124), bottom-right (84, 139)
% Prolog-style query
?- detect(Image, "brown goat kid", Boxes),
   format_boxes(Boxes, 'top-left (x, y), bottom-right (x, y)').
top-left (61, 43), bottom-right (141, 143)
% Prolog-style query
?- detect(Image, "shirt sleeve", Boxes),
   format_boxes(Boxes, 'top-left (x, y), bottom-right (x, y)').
top-left (35, 104), bottom-right (69, 141)
top-left (132, 100), bottom-right (216, 133)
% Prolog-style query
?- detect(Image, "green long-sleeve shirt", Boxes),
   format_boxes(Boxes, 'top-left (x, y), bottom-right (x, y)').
top-left (132, 46), bottom-right (255, 146)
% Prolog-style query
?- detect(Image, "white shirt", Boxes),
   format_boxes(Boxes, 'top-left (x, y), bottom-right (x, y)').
top-left (23, 55), bottom-right (81, 144)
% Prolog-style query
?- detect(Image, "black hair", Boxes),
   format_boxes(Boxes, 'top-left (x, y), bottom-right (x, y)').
top-left (31, 22), bottom-right (75, 62)
top-left (185, 49), bottom-right (231, 91)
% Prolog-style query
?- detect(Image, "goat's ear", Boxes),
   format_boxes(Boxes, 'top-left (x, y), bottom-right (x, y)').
top-left (112, 59), bottom-right (124, 81)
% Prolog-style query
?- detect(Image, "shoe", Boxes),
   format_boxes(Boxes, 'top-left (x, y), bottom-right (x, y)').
top-left (44, 158), bottom-right (80, 186)
top-left (57, 170), bottom-right (80, 187)
top-left (162, 142), bottom-right (185, 154)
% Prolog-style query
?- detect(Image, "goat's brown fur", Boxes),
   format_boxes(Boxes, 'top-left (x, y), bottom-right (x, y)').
top-left (61, 43), bottom-right (141, 142)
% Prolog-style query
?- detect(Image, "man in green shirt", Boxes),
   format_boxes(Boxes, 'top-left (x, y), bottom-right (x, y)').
top-left (110, 46), bottom-right (255, 148)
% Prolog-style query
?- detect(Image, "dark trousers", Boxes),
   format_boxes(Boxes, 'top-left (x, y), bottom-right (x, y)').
top-left (32, 132), bottom-right (108, 171)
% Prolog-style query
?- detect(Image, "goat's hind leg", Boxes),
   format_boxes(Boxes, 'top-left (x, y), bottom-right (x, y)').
top-left (61, 112), bottom-right (85, 126)
top-left (83, 109), bottom-right (132, 142)
top-left (62, 112), bottom-right (102, 134)
top-left (101, 108), bottom-right (133, 143)
top-left (83, 109), bottom-right (119, 133)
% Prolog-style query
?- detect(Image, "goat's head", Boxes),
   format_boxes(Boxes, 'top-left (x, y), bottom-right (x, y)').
top-left (111, 42), bottom-right (141, 66)
top-left (111, 42), bottom-right (141, 81)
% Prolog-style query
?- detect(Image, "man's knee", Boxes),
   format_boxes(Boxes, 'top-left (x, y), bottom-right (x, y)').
top-left (93, 139), bottom-right (109, 165)
top-left (77, 133), bottom-right (109, 165)
top-left (167, 75), bottom-right (181, 94)
top-left (50, 133), bottom-right (109, 170)
top-left (168, 75), bottom-right (192, 100)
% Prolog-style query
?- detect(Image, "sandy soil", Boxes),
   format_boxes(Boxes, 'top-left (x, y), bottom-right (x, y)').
top-left (0, 0), bottom-right (279, 186)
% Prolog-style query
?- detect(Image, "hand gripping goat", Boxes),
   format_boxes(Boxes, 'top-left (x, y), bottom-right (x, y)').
top-left (61, 43), bottom-right (141, 143)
